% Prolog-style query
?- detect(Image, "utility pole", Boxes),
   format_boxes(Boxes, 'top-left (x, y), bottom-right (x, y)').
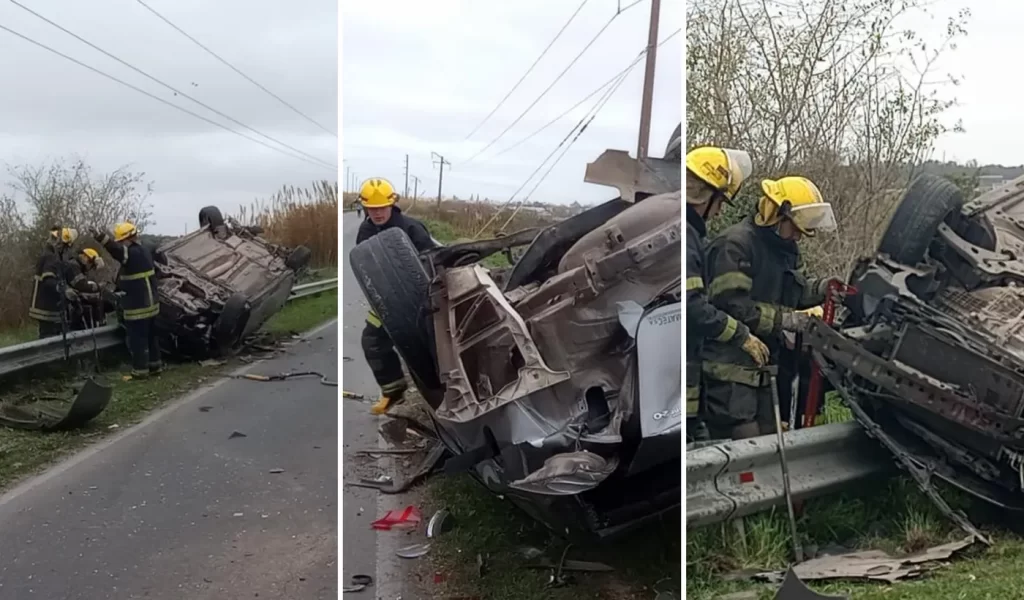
top-left (345, 166), bottom-right (350, 193)
top-left (431, 152), bottom-right (451, 209)
top-left (636, 0), bottom-right (661, 160)
top-left (411, 175), bottom-right (420, 200)
top-left (403, 154), bottom-right (409, 198)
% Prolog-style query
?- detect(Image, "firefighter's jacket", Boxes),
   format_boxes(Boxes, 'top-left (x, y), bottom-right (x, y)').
top-left (686, 205), bottom-right (750, 416)
top-left (103, 239), bottom-right (159, 321)
top-left (701, 216), bottom-right (826, 388)
top-left (29, 246), bottom-right (65, 323)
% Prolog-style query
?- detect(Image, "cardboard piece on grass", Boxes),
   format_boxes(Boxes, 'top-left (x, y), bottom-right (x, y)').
top-left (756, 536), bottom-right (975, 583)
top-left (773, 568), bottom-right (847, 600)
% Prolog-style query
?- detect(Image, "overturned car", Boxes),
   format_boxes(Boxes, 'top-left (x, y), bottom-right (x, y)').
top-left (810, 173), bottom-right (1024, 530)
top-left (350, 129), bottom-right (683, 538)
top-left (150, 206), bottom-right (311, 356)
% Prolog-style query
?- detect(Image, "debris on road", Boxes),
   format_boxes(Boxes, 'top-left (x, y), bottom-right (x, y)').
top-left (198, 405), bottom-right (213, 412)
top-left (228, 430), bottom-right (246, 439)
top-left (395, 542), bottom-right (432, 559)
top-left (755, 536), bottom-right (976, 583)
top-left (236, 370), bottom-right (338, 386)
top-left (268, 468), bottom-right (285, 474)
top-left (346, 441), bottom-right (447, 494)
top-left (342, 390), bottom-right (366, 401)
top-left (199, 359), bottom-right (226, 367)
top-left (371, 505), bottom-right (421, 530)
top-left (342, 574), bottom-right (374, 593)
top-left (427, 508), bottom-right (454, 538)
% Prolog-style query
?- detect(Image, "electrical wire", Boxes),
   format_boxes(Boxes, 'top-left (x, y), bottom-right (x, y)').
top-left (0, 21), bottom-right (333, 172)
top-left (472, 62), bottom-right (634, 239)
top-left (496, 66), bottom-right (635, 233)
top-left (464, 0), bottom-right (590, 141)
top-left (461, 0), bottom-right (647, 167)
top-left (135, 0), bottom-right (337, 138)
top-left (8, 0), bottom-right (337, 170)
top-left (493, 27), bottom-right (680, 159)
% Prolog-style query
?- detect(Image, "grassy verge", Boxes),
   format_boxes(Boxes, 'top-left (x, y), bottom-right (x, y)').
top-left (0, 290), bottom-right (337, 491)
top-left (419, 474), bottom-right (680, 599)
top-left (687, 394), bottom-right (1024, 599)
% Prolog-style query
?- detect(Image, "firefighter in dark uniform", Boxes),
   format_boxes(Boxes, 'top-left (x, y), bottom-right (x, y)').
top-left (64, 248), bottom-right (110, 330)
top-left (93, 222), bottom-right (162, 378)
top-left (702, 176), bottom-right (838, 439)
top-left (29, 227), bottom-right (78, 339)
top-left (685, 148), bottom-right (771, 442)
top-left (354, 177), bottom-right (437, 415)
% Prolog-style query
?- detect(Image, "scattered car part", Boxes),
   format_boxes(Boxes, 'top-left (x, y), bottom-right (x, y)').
top-left (347, 441), bottom-right (447, 494)
top-left (757, 536), bottom-right (975, 584)
top-left (235, 371), bottom-right (338, 386)
top-left (0, 377), bottom-right (112, 431)
top-left (524, 559), bottom-right (614, 573)
top-left (773, 568), bottom-right (847, 600)
top-left (395, 543), bottom-right (431, 559)
top-left (426, 508), bottom-right (454, 538)
top-left (370, 505), bottom-right (421, 530)
top-left (342, 390), bottom-right (367, 401)
top-left (342, 574), bottom-right (373, 593)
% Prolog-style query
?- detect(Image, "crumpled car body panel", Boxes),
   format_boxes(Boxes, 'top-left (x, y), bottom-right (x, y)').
top-left (154, 220), bottom-right (298, 354)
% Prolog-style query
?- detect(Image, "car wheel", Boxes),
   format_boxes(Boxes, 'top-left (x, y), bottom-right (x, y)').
top-left (285, 245), bottom-right (313, 271)
top-left (198, 206), bottom-right (225, 230)
top-left (213, 293), bottom-right (251, 353)
top-left (878, 174), bottom-right (964, 265)
top-left (348, 227), bottom-right (441, 390)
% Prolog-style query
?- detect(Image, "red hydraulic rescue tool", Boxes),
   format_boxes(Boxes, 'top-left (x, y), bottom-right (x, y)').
top-left (802, 279), bottom-right (856, 428)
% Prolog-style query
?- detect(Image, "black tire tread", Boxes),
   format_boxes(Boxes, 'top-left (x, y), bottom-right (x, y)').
top-left (878, 174), bottom-right (964, 265)
top-left (348, 228), bottom-right (439, 389)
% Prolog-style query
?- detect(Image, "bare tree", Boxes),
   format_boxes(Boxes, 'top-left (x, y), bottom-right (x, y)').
top-left (687, 0), bottom-right (970, 275)
top-left (0, 157), bottom-right (154, 328)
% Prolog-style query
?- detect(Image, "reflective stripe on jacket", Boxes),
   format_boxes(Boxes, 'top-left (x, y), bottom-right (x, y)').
top-left (104, 239), bottom-right (159, 321)
top-left (29, 248), bottom-right (63, 323)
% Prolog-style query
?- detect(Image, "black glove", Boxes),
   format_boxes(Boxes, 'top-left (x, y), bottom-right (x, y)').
top-left (91, 229), bottom-right (110, 244)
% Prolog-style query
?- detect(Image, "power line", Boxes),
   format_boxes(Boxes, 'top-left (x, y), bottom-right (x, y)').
top-left (478, 62), bottom-right (634, 238)
top-left (8, 0), bottom-right (337, 171)
top-left (0, 20), bottom-right (333, 172)
top-left (461, 0), bottom-right (646, 167)
top-left (493, 27), bottom-right (680, 159)
top-left (464, 0), bottom-right (590, 141)
top-left (135, 0), bottom-right (337, 138)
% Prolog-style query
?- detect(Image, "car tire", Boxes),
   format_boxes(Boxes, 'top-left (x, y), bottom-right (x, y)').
top-left (878, 174), bottom-right (964, 265)
top-left (213, 293), bottom-right (251, 353)
top-left (285, 245), bottom-right (313, 271)
top-left (198, 206), bottom-right (225, 230)
top-left (348, 227), bottom-right (441, 390)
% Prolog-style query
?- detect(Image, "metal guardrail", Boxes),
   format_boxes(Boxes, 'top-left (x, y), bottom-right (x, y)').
top-left (686, 421), bottom-right (894, 528)
top-left (0, 278), bottom-right (339, 379)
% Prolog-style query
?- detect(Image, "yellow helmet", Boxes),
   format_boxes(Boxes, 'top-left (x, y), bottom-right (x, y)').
top-left (113, 222), bottom-right (138, 242)
top-left (685, 146), bottom-right (753, 203)
top-left (359, 178), bottom-right (399, 208)
top-left (50, 227), bottom-right (78, 245)
top-left (755, 177), bottom-right (837, 236)
top-left (79, 247), bottom-right (105, 269)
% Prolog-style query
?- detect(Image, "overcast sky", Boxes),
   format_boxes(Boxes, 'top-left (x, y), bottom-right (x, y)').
top-left (0, 0), bottom-right (337, 235)
top-left (924, 4), bottom-right (1023, 166)
top-left (341, 0), bottom-right (681, 207)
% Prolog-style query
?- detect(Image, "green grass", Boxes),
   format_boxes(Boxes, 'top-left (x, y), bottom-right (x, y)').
top-left (420, 474), bottom-right (680, 599)
top-left (0, 323), bottom-right (35, 348)
top-left (0, 291), bottom-right (337, 491)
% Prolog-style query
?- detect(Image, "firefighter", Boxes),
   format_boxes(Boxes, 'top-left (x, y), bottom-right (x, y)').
top-left (702, 176), bottom-right (838, 440)
top-left (92, 222), bottom-right (162, 378)
top-left (685, 147), bottom-right (771, 442)
top-left (355, 178), bottom-right (437, 415)
top-left (29, 227), bottom-right (78, 338)
top-left (64, 248), bottom-right (110, 330)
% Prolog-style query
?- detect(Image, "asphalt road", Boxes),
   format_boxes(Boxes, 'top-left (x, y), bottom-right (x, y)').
top-left (341, 211), bottom-right (418, 599)
top-left (0, 321), bottom-right (339, 600)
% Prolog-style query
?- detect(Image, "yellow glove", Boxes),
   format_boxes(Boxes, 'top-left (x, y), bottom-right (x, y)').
top-left (798, 305), bottom-right (824, 319)
top-left (741, 334), bottom-right (771, 367)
